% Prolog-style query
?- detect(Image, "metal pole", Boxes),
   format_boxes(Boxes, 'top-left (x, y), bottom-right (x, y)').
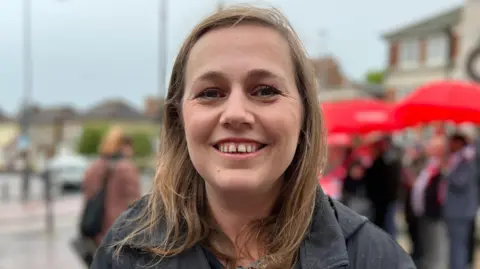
top-left (43, 168), bottom-right (54, 234)
top-left (21, 0), bottom-right (33, 203)
top-left (217, 0), bottom-right (224, 11)
top-left (1, 177), bottom-right (9, 202)
top-left (158, 0), bottom-right (168, 99)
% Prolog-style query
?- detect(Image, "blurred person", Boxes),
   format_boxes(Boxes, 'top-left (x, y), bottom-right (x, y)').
top-left (90, 6), bottom-right (415, 269)
top-left (320, 145), bottom-right (347, 200)
top-left (411, 136), bottom-right (448, 269)
top-left (473, 130), bottom-right (480, 266)
top-left (341, 157), bottom-right (372, 219)
top-left (457, 124), bottom-right (478, 267)
top-left (403, 144), bottom-right (427, 265)
top-left (364, 135), bottom-right (402, 235)
top-left (340, 144), bottom-right (372, 218)
top-left (383, 136), bottom-right (403, 238)
top-left (79, 126), bottom-right (141, 266)
top-left (444, 133), bottom-right (477, 269)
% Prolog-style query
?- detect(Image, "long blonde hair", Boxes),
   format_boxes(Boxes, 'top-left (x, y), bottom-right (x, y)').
top-left (114, 5), bottom-right (326, 269)
top-left (98, 126), bottom-right (125, 156)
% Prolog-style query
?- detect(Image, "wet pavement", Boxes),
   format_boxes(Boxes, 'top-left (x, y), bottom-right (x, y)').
top-left (0, 225), bottom-right (85, 269)
top-left (0, 195), bottom-right (84, 269)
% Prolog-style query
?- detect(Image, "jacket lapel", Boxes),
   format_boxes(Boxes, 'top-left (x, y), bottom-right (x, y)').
top-left (299, 189), bottom-right (350, 269)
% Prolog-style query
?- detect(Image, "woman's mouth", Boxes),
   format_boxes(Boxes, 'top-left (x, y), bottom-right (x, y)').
top-left (213, 142), bottom-right (267, 154)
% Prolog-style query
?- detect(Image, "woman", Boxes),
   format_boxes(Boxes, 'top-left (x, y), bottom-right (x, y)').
top-left (91, 6), bottom-right (415, 269)
top-left (82, 126), bottom-right (141, 246)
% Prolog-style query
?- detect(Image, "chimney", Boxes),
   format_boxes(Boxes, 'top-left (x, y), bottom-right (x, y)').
top-left (144, 97), bottom-right (159, 117)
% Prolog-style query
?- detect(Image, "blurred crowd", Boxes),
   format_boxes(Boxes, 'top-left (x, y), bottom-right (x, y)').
top-left (320, 125), bottom-right (480, 269)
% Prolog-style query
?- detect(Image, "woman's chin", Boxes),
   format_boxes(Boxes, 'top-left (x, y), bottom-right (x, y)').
top-left (207, 176), bottom-right (272, 195)
top-left (215, 178), bottom-right (261, 191)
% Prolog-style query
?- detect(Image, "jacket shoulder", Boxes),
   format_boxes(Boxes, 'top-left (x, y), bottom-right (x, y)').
top-left (333, 201), bottom-right (416, 269)
top-left (346, 222), bottom-right (416, 268)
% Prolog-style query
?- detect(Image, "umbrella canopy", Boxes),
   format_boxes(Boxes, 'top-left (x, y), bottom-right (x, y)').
top-left (327, 133), bottom-right (352, 146)
top-left (321, 99), bottom-right (399, 134)
top-left (393, 80), bottom-right (480, 127)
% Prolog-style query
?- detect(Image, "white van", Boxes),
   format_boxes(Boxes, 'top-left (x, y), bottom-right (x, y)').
top-left (45, 152), bottom-right (89, 192)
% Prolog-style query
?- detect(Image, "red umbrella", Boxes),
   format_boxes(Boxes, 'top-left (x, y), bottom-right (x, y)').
top-left (327, 133), bottom-right (352, 146)
top-left (393, 80), bottom-right (480, 127)
top-left (321, 99), bottom-right (399, 134)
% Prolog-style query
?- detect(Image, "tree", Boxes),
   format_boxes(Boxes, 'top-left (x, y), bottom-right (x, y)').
top-left (132, 132), bottom-right (153, 157)
top-left (77, 126), bottom-right (105, 155)
top-left (365, 70), bottom-right (385, 85)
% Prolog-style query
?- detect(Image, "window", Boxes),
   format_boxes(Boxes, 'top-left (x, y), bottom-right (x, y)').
top-left (399, 39), bottom-right (419, 69)
top-left (426, 35), bottom-right (448, 66)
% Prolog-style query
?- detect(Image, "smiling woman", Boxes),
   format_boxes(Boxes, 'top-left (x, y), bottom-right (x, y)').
top-left (90, 5), bottom-right (416, 269)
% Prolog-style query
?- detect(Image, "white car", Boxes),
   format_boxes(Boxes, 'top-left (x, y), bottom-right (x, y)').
top-left (45, 153), bottom-right (89, 192)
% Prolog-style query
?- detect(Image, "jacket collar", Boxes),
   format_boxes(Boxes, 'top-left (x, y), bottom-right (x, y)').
top-left (114, 188), bottom-right (363, 269)
top-left (300, 189), bottom-right (349, 269)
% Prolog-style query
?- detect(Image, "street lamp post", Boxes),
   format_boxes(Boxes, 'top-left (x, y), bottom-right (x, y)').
top-left (217, 0), bottom-right (225, 11)
top-left (20, 0), bottom-right (33, 202)
top-left (158, 0), bottom-right (168, 100)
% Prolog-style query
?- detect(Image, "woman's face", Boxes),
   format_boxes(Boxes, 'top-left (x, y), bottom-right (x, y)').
top-left (426, 137), bottom-right (446, 158)
top-left (182, 24), bottom-right (303, 195)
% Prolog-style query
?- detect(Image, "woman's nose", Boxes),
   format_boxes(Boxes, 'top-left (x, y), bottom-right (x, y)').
top-left (219, 89), bottom-right (254, 129)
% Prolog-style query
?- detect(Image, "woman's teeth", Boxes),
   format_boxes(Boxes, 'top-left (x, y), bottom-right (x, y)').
top-left (217, 143), bottom-right (260, 153)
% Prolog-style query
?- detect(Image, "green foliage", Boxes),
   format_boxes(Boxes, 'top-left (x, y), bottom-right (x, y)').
top-left (132, 132), bottom-right (153, 157)
top-left (77, 126), bottom-right (106, 155)
top-left (365, 70), bottom-right (385, 85)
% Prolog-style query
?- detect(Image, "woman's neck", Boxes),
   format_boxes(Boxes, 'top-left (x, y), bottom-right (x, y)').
top-left (205, 184), bottom-right (281, 259)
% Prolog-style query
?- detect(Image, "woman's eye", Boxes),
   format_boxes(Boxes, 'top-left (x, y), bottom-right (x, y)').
top-left (252, 85), bottom-right (280, 97)
top-left (197, 88), bottom-right (224, 99)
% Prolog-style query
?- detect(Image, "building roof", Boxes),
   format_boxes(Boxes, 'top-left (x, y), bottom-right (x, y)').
top-left (16, 105), bottom-right (78, 125)
top-left (310, 56), bottom-right (346, 87)
top-left (81, 99), bottom-right (152, 122)
top-left (33, 106), bottom-right (78, 124)
top-left (0, 108), bottom-right (11, 122)
top-left (382, 6), bottom-right (462, 40)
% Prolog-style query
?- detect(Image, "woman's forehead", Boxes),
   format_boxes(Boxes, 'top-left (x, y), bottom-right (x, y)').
top-left (185, 24), bottom-right (294, 82)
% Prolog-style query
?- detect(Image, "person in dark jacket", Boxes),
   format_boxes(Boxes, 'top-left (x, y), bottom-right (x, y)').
top-left (91, 5), bottom-right (415, 269)
top-left (364, 136), bottom-right (402, 234)
top-left (402, 144), bottom-right (427, 264)
top-left (444, 133), bottom-right (478, 269)
top-left (341, 158), bottom-right (372, 219)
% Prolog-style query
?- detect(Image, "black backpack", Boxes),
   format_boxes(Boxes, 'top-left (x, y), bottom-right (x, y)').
top-left (79, 161), bottom-right (114, 238)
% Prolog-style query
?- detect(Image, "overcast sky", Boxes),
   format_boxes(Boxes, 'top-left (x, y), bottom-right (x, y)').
top-left (0, 0), bottom-right (462, 114)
